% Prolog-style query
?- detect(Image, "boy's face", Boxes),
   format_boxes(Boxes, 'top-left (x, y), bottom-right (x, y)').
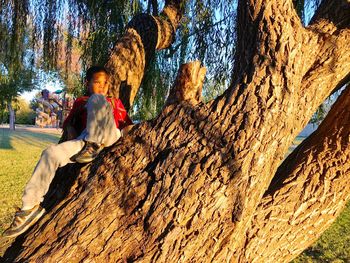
top-left (87, 72), bottom-right (109, 96)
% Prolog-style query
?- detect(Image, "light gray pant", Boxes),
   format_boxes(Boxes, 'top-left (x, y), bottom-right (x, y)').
top-left (22, 94), bottom-right (121, 209)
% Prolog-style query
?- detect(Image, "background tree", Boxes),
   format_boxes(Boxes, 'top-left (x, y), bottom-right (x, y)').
top-left (0, 0), bottom-right (36, 129)
top-left (2, 0), bottom-right (350, 262)
top-left (9, 97), bottom-right (36, 125)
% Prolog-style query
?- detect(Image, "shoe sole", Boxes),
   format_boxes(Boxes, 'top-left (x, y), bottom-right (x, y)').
top-left (74, 151), bottom-right (102, 163)
top-left (3, 208), bottom-right (46, 238)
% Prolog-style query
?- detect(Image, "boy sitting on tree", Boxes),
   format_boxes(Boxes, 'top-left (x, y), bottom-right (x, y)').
top-left (3, 66), bottom-right (132, 238)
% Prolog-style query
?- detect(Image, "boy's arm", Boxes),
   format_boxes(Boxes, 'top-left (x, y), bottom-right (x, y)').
top-left (121, 124), bottom-right (134, 137)
top-left (123, 113), bottom-right (133, 126)
top-left (115, 99), bottom-right (134, 136)
top-left (116, 99), bottom-right (133, 129)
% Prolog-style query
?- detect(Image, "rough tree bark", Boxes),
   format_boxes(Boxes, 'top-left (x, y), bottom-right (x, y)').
top-left (7, 102), bottom-right (15, 131)
top-left (3, 0), bottom-right (350, 262)
top-left (242, 84), bottom-right (350, 262)
top-left (105, 0), bottom-right (183, 110)
top-left (165, 61), bottom-right (206, 106)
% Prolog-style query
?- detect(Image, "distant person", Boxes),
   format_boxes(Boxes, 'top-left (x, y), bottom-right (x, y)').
top-left (35, 89), bottom-right (54, 127)
top-left (48, 92), bottom-right (62, 128)
top-left (3, 66), bottom-right (132, 237)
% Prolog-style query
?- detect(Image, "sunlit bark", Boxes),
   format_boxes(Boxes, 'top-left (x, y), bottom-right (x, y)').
top-left (3, 0), bottom-right (350, 262)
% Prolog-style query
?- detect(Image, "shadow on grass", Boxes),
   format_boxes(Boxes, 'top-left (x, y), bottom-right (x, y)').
top-left (0, 128), bottom-right (13, 150)
top-left (0, 128), bottom-right (60, 150)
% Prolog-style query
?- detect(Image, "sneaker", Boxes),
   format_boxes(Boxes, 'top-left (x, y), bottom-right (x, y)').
top-left (72, 141), bottom-right (104, 163)
top-left (2, 205), bottom-right (45, 238)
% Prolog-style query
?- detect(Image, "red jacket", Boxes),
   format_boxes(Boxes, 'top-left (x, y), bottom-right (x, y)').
top-left (63, 96), bottom-right (132, 136)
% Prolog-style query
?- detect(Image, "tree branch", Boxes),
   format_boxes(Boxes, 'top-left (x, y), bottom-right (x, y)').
top-left (298, 1), bottom-right (350, 99)
top-left (105, 0), bottom-right (185, 110)
top-left (234, 0), bottom-right (301, 77)
top-left (243, 85), bottom-right (350, 262)
top-left (165, 61), bottom-right (206, 106)
top-left (299, 27), bottom-right (350, 111)
top-left (309, 0), bottom-right (350, 32)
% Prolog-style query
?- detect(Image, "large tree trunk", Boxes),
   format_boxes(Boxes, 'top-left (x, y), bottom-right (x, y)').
top-left (3, 0), bottom-right (350, 262)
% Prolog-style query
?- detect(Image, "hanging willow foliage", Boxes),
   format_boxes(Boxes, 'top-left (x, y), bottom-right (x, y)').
top-left (0, 0), bottom-right (36, 107)
top-left (1, 0), bottom-right (323, 119)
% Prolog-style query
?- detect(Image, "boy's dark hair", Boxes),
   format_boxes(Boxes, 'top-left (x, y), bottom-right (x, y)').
top-left (85, 66), bottom-right (109, 81)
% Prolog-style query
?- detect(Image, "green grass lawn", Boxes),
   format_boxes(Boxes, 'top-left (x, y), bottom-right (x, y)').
top-left (0, 129), bottom-right (349, 261)
top-left (0, 128), bottom-right (60, 234)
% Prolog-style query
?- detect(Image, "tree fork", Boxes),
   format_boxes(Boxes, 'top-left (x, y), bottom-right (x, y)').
top-left (210, 0), bottom-right (349, 255)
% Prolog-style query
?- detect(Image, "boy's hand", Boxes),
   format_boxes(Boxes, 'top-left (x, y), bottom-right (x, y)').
top-left (121, 125), bottom-right (134, 137)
